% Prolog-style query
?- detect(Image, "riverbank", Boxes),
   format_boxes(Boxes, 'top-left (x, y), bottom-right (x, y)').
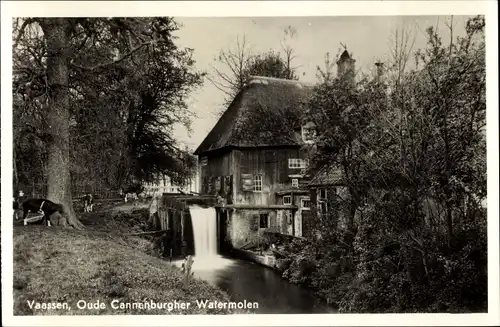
top-left (229, 247), bottom-right (337, 312)
top-left (12, 206), bottom-right (241, 315)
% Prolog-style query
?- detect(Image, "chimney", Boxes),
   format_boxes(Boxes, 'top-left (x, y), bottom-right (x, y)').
top-left (375, 62), bottom-right (384, 81)
top-left (337, 50), bottom-right (356, 85)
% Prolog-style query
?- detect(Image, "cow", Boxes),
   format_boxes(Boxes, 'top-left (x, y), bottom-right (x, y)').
top-left (21, 198), bottom-right (64, 227)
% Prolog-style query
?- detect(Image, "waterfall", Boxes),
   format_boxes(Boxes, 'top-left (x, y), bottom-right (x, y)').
top-left (184, 205), bottom-right (234, 272)
top-left (189, 205), bottom-right (217, 258)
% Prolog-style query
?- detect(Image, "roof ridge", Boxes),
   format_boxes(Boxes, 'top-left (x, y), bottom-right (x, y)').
top-left (247, 75), bottom-right (314, 87)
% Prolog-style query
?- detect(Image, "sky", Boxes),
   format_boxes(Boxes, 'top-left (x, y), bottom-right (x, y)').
top-left (171, 16), bottom-right (473, 151)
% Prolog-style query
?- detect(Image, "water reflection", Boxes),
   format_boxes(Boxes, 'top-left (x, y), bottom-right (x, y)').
top-left (190, 256), bottom-right (336, 314)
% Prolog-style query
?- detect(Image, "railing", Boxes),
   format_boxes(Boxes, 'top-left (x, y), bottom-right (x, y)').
top-left (16, 182), bottom-right (121, 200)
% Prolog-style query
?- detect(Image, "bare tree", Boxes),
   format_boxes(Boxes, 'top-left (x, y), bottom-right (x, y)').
top-left (280, 25), bottom-right (301, 79)
top-left (207, 35), bottom-right (253, 99)
top-left (209, 28), bottom-right (300, 117)
top-left (316, 52), bottom-right (336, 83)
top-left (387, 24), bottom-right (417, 85)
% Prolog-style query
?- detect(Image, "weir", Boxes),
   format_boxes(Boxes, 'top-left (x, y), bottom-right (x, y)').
top-left (189, 205), bottom-right (217, 257)
top-left (154, 193), bottom-right (334, 313)
top-left (152, 194), bottom-right (221, 259)
top-left (188, 205), bottom-right (233, 271)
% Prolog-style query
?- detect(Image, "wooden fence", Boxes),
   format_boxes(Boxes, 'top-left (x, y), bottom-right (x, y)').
top-left (17, 182), bottom-right (121, 200)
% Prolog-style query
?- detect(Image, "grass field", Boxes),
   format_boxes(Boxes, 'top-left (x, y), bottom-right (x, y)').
top-left (12, 202), bottom-right (238, 315)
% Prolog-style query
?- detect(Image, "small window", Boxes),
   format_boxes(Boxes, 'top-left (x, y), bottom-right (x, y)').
top-left (319, 201), bottom-right (328, 213)
top-left (319, 188), bottom-right (327, 200)
top-left (283, 195), bottom-right (292, 205)
top-left (200, 157), bottom-right (208, 166)
top-left (253, 175), bottom-right (263, 192)
top-left (291, 179), bottom-right (299, 188)
top-left (259, 213), bottom-right (269, 228)
top-left (288, 158), bottom-right (309, 169)
top-left (301, 197), bottom-right (311, 210)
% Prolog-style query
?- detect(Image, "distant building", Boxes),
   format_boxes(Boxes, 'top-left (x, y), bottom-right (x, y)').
top-left (143, 171), bottom-right (200, 197)
top-left (306, 165), bottom-right (350, 236)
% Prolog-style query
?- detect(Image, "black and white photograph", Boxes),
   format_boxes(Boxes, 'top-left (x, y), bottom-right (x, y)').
top-left (1, 1), bottom-right (499, 326)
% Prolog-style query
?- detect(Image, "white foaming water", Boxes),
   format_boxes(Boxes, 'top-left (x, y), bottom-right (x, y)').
top-left (189, 205), bottom-right (217, 257)
top-left (186, 205), bottom-right (234, 271)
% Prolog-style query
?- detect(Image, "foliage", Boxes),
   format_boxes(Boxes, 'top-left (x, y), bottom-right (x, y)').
top-left (283, 16), bottom-right (487, 313)
top-left (13, 17), bottom-right (202, 197)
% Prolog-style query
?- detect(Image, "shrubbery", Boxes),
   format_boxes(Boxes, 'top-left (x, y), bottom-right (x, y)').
top-left (282, 16), bottom-right (487, 313)
top-left (282, 206), bottom-right (486, 312)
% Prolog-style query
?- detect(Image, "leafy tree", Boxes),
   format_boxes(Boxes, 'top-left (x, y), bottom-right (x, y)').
top-left (13, 17), bottom-right (203, 228)
top-left (285, 16), bottom-right (486, 313)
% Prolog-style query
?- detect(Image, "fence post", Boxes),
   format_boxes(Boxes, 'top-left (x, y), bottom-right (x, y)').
top-left (181, 255), bottom-right (194, 288)
top-left (181, 210), bottom-right (185, 245)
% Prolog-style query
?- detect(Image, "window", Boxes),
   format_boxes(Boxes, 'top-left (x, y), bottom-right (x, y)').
top-left (253, 175), bottom-right (263, 192)
top-left (301, 122), bottom-right (316, 143)
top-left (259, 213), bottom-right (269, 228)
top-left (283, 195), bottom-right (292, 205)
top-left (291, 179), bottom-right (299, 188)
top-left (319, 188), bottom-right (327, 200)
top-left (200, 157), bottom-right (208, 166)
top-left (288, 158), bottom-right (309, 169)
top-left (301, 197), bottom-right (311, 210)
top-left (319, 201), bottom-right (328, 213)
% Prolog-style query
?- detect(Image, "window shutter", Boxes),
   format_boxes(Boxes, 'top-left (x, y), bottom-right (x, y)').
top-left (241, 173), bottom-right (254, 192)
top-left (224, 175), bottom-right (232, 195)
top-left (201, 177), bottom-right (207, 194)
top-left (208, 177), bottom-right (215, 194)
top-left (200, 157), bottom-right (208, 166)
top-left (215, 176), bottom-right (222, 194)
top-left (250, 214), bottom-right (259, 231)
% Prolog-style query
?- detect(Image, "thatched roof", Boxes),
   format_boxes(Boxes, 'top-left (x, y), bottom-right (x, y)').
top-left (194, 76), bottom-right (313, 155)
top-left (308, 165), bottom-right (344, 187)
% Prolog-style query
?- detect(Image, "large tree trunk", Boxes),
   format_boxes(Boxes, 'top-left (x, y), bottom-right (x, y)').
top-left (13, 147), bottom-right (19, 189)
top-left (40, 18), bottom-right (84, 229)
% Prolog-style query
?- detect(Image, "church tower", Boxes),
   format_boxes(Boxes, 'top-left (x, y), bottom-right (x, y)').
top-left (337, 50), bottom-right (356, 85)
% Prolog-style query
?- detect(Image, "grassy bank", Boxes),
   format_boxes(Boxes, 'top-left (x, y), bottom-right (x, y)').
top-left (13, 205), bottom-right (239, 315)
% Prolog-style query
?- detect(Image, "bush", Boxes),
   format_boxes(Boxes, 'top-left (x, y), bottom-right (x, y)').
top-left (280, 205), bottom-right (487, 313)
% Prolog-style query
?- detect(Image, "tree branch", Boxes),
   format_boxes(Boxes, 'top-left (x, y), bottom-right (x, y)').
top-left (14, 18), bottom-right (36, 49)
top-left (70, 39), bottom-right (158, 71)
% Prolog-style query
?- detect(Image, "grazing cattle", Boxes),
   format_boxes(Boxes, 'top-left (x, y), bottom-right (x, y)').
top-left (83, 194), bottom-right (94, 212)
top-left (124, 192), bottom-right (139, 205)
top-left (22, 198), bottom-right (64, 227)
top-left (121, 183), bottom-right (144, 204)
